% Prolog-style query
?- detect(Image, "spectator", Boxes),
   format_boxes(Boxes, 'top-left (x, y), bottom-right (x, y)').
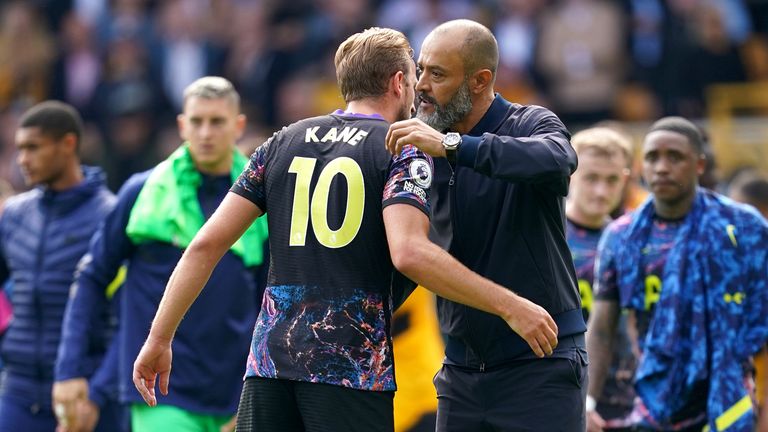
top-left (0, 2), bottom-right (55, 110)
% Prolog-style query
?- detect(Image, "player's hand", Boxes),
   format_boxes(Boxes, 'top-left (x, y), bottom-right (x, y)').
top-left (587, 409), bottom-right (606, 432)
top-left (53, 378), bottom-right (89, 432)
top-left (133, 337), bottom-right (173, 407)
top-left (386, 118), bottom-right (446, 157)
top-left (56, 399), bottom-right (100, 432)
top-left (504, 294), bottom-right (558, 357)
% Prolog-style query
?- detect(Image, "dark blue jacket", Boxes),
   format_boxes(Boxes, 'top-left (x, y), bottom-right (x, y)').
top-left (0, 166), bottom-right (115, 403)
top-left (56, 169), bottom-right (265, 416)
top-left (432, 95), bottom-right (585, 369)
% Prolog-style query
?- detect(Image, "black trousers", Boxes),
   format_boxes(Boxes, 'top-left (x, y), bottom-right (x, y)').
top-left (235, 376), bottom-right (394, 432)
top-left (435, 348), bottom-right (588, 432)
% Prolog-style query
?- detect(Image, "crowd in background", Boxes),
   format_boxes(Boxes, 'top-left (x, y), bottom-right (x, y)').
top-left (0, 0), bottom-right (767, 194)
top-left (0, 2), bottom-right (767, 431)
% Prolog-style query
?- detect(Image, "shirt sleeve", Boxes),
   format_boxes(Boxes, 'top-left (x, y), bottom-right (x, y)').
top-left (594, 223), bottom-right (621, 303)
top-left (456, 105), bottom-right (576, 196)
top-left (382, 144), bottom-right (433, 217)
top-left (87, 292), bottom-right (121, 408)
top-left (55, 175), bottom-right (142, 382)
top-left (230, 134), bottom-right (274, 212)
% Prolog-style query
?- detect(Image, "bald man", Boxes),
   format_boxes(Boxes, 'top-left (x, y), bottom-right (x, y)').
top-left (386, 19), bottom-right (586, 431)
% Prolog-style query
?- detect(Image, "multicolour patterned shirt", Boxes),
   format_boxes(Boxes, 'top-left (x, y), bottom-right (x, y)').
top-left (565, 219), bottom-right (602, 322)
top-left (567, 218), bottom-right (636, 422)
top-left (231, 111), bottom-right (432, 391)
top-left (596, 217), bottom-right (709, 427)
top-left (596, 217), bottom-right (682, 347)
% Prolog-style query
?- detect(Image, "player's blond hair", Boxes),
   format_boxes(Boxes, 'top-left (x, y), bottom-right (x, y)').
top-left (183, 76), bottom-right (240, 111)
top-left (335, 27), bottom-right (413, 102)
top-left (572, 127), bottom-right (633, 168)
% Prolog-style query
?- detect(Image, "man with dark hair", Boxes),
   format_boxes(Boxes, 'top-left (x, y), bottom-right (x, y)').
top-left (386, 19), bottom-right (586, 431)
top-left (587, 116), bottom-right (768, 431)
top-left (0, 101), bottom-right (121, 431)
top-left (132, 27), bottom-right (556, 432)
top-left (53, 77), bottom-right (269, 432)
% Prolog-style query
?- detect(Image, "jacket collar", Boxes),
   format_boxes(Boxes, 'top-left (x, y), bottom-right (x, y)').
top-left (39, 165), bottom-right (106, 213)
top-left (467, 93), bottom-right (512, 136)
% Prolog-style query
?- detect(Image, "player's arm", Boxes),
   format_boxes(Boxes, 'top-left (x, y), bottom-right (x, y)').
top-left (585, 226), bottom-right (624, 431)
top-left (585, 299), bottom-right (619, 421)
top-left (54, 175), bottom-right (140, 430)
top-left (382, 203), bottom-right (557, 358)
top-left (386, 108), bottom-right (576, 191)
top-left (134, 136), bottom-right (272, 406)
top-left (133, 192), bottom-right (262, 406)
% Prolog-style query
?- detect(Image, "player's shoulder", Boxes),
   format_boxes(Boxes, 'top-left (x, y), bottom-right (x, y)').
top-left (2, 188), bottom-right (42, 216)
top-left (603, 213), bottom-right (633, 241)
top-left (709, 192), bottom-right (768, 235)
top-left (285, 113), bottom-right (386, 130)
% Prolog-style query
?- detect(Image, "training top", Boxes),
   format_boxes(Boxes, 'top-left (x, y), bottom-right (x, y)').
top-left (231, 111), bottom-right (432, 391)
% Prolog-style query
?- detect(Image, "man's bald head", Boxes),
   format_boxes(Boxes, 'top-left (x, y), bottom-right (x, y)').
top-left (427, 19), bottom-right (498, 80)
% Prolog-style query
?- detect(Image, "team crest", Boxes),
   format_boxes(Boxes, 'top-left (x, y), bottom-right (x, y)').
top-left (409, 159), bottom-right (432, 188)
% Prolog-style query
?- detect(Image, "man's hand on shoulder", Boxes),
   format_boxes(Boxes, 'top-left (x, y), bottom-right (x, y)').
top-left (386, 118), bottom-right (446, 157)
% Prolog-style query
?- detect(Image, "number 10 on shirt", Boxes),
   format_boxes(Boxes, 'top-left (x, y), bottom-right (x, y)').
top-left (288, 156), bottom-right (365, 248)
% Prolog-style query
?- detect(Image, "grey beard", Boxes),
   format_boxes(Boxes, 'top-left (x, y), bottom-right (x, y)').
top-left (417, 81), bottom-right (473, 132)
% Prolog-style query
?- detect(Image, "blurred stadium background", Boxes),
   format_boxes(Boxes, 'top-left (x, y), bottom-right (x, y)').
top-left (0, 0), bottom-right (767, 199)
top-left (3, 2), bottom-right (768, 431)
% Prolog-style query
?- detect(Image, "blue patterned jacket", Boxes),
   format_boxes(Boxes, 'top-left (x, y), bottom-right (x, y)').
top-left (611, 189), bottom-right (768, 431)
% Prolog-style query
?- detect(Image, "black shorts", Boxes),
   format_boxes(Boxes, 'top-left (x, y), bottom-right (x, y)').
top-left (235, 377), bottom-right (394, 432)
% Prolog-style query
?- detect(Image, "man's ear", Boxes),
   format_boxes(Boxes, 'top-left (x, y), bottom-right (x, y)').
top-left (61, 132), bottom-right (78, 155)
top-left (469, 69), bottom-right (493, 95)
top-left (177, 114), bottom-right (186, 141)
top-left (391, 70), bottom-right (405, 98)
top-left (696, 153), bottom-right (707, 176)
top-left (235, 114), bottom-right (247, 141)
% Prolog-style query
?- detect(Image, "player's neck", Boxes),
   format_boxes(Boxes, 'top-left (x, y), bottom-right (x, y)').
top-left (346, 99), bottom-right (396, 123)
top-left (47, 162), bottom-right (84, 191)
top-left (565, 204), bottom-right (606, 230)
top-left (653, 193), bottom-right (695, 220)
top-left (451, 91), bottom-right (495, 134)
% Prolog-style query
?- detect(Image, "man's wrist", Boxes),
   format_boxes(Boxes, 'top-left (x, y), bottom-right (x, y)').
top-left (442, 132), bottom-right (461, 164)
top-left (586, 394), bottom-right (597, 412)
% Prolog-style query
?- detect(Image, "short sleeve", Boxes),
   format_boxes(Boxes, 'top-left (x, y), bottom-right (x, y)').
top-left (382, 144), bottom-right (433, 217)
top-left (230, 134), bottom-right (274, 211)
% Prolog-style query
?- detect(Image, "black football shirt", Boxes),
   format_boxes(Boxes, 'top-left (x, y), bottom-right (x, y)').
top-left (231, 111), bottom-right (432, 391)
